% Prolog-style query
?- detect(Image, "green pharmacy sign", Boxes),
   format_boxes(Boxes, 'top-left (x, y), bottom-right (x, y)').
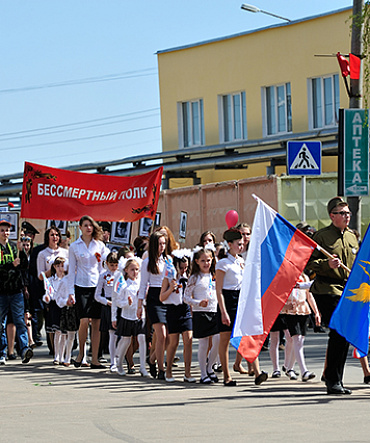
top-left (338, 109), bottom-right (369, 196)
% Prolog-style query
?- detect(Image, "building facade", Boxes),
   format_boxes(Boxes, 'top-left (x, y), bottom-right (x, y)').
top-left (157, 7), bottom-right (352, 189)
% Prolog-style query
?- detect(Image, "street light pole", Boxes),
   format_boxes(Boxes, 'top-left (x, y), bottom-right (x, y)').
top-left (348, 0), bottom-right (364, 234)
top-left (241, 4), bottom-right (291, 23)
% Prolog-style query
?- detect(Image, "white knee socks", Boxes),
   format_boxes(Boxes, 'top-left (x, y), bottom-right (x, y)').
top-left (292, 335), bottom-right (307, 375)
top-left (64, 331), bottom-right (76, 364)
top-left (116, 337), bottom-right (131, 374)
top-left (206, 334), bottom-right (220, 374)
top-left (108, 330), bottom-right (117, 365)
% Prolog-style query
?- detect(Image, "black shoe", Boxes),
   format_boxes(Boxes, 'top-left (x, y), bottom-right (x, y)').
top-left (158, 370), bottom-right (165, 380)
top-left (35, 341), bottom-right (43, 347)
top-left (364, 375), bottom-right (370, 384)
top-left (223, 379), bottom-right (237, 386)
top-left (90, 363), bottom-right (106, 370)
top-left (207, 372), bottom-right (219, 383)
top-left (314, 326), bottom-right (326, 333)
top-left (340, 382), bottom-right (352, 394)
top-left (71, 358), bottom-right (81, 368)
top-left (7, 354), bottom-right (17, 360)
top-left (127, 367), bottom-right (136, 374)
top-left (326, 381), bottom-right (345, 395)
top-left (22, 348), bottom-right (33, 364)
top-left (212, 363), bottom-right (222, 373)
top-left (255, 371), bottom-right (268, 385)
top-left (148, 361), bottom-right (157, 378)
top-left (200, 376), bottom-right (212, 384)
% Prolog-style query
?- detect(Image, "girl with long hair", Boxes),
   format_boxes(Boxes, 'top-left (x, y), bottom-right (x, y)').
top-left (137, 231), bottom-right (168, 379)
top-left (184, 247), bottom-right (220, 384)
top-left (67, 215), bottom-right (108, 369)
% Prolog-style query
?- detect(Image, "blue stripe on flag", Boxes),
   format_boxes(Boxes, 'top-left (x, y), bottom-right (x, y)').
top-left (261, 213), bottom-right (295, 297)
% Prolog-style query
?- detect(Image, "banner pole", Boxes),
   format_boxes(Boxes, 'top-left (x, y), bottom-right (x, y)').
top-left (301, 175), bottom-right (306, 222)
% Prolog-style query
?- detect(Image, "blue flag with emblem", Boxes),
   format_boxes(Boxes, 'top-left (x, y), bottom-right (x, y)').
top-left (329, 225), bottom-right (370, 357)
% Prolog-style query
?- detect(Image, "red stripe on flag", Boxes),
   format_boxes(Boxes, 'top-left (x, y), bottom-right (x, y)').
top-left (349, 53), bottom-right (361, 80)
top-left (237, 231), bottom-right (315, 362)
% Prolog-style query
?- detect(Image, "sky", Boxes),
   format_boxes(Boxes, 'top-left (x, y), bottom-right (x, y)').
top-left (0, 0), bottom-right (352, 178)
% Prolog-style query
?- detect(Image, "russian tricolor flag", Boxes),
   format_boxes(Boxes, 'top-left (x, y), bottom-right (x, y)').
top-left (231, 195), bottom-right (317, 362)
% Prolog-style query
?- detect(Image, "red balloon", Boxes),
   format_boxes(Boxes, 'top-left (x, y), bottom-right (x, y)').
top-left (225, 210), bottom-right (239, 228)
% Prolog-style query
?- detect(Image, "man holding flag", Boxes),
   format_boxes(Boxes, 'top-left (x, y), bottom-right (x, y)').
top-left (307, 197), bottom-right (358, 395)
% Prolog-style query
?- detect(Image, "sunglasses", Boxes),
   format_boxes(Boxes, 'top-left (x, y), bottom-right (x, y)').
top-left (21, 236), bottom-right (32, 242)
top-left (331, 211), bottom-right (352, 216)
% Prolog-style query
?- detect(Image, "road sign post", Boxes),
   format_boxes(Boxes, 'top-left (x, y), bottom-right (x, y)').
top-left (287, 141), bottom-right (322, 222)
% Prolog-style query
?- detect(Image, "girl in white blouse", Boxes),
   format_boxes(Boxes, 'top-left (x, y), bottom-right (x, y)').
top-left (113, 257), bottom-right (149, 377)
top-left (68, 215), bottom-right (108, 369)
top-left (94, 252), bottom-right (119, 372)
top-left (184, 248), bottom-right (220, 384)
top-left (216, 228), bottom-right (267, 387)
top-left (37, 226), bottom-right (68, 355)
top-left (160, 255), bottom-right (194, 383)
top-left (137, 231), bottom-right (168, 380)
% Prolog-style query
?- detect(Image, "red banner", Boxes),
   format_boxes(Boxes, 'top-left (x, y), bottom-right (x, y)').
top-left (21, 162), bottom-right (163, 222)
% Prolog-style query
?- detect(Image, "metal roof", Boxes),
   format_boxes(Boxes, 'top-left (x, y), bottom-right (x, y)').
top-left (156, 7), bottom-right (352, 55)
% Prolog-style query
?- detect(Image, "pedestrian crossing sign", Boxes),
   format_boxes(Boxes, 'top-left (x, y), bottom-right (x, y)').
top-left (287, 141), bottom-right (321, 176)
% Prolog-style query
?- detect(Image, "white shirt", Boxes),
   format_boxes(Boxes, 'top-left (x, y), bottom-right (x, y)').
top-left (184, 273), bottom-right (217, 312)
top-left (113, 278), bottom-right (143, 322)
top-left (42, 274), bottom-right (64, 303)
top-left (68, 237), bottom-right (109, 294)
top-left (161, 277), bottom-right (183, 306)
top-left (54, 277), bottom-right (70, 308)
top-left (94, 269), bottom-right (116, 306)
top-left (138, 256), bottom-right (166, 300)
top-left (215, 253), bottom-right (244, 290)
top-left (37, 247), bottom-right (69, 276)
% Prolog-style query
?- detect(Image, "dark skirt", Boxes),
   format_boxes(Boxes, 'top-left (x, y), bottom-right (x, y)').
top-left (75, 286), bottom-right (101, 320)
top-left (147, 287), bottom-right (167, 325)
top-left (285, 314), bottom-right (309, 337)
top-left (270, 314), bottom-right (288, 332)
top-left (217, 289), bottom-right (240, 333)
top-left (60, 305), bottom-right (79, 332)
top-left (116, 317), bottom-right (146, 337)
top-left (167, 303), bottom-right (192, 334)
top-left (193, 311), bottom-right (219, 339)
top-left (100, 304), bottom-right (113, 332)
top-left (45, 300), bottom-right (61, 333)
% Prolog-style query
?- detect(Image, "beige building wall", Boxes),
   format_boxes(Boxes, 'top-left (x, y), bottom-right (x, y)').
top-left (158, 8), bottom-right (352, 188)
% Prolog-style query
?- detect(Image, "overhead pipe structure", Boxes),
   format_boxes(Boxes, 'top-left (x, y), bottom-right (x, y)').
top-left (0, 128), bottom-right (338, 198)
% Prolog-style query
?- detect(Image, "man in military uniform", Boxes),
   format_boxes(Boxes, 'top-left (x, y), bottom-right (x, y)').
top-left (0, 219), bottom-right (33, 365)
top-left (21, 221), bottom-right (39, 242)
top-left (307, 197), bottom-right (358, 394)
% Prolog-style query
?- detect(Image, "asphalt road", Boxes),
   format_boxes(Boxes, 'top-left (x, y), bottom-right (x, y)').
top-left (1, 329), bottom-right (370, 442)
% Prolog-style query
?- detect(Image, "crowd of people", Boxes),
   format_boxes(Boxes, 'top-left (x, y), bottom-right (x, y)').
top-left (0, 196), bottom-right (366, 394)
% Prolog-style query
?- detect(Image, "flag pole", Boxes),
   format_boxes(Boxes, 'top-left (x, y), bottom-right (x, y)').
top-left (315, 245), bottom-right (351, 274)
top-left (251, 194), bottom-right (352, 274)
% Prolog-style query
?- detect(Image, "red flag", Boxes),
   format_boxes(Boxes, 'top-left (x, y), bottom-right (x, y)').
top-left (349, 53), bottom-right (361, 80)
top-left (336, 52), bottom-right (350, 77)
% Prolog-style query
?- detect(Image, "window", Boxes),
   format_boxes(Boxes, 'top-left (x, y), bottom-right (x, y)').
top-left (219, 92), bottom-right (247, 142)
top-left (309, 74), bottom-right (339, 129)
top-left (178, 99), bottom-right (204, 148)
top-left (263, 83), bottom-right (292, 136)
